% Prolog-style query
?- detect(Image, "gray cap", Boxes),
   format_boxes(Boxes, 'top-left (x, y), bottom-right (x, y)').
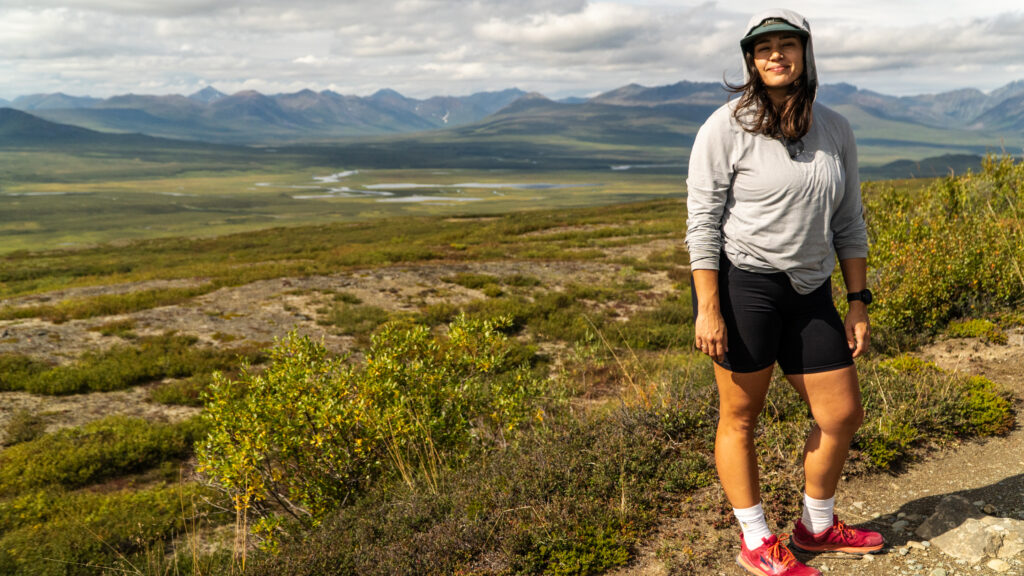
top-left (740, 17), bottom-right (808, 51)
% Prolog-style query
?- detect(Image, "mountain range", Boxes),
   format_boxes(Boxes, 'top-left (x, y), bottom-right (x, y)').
top-left (6, 80), bottom-right (1024, 146)
top-left (0, 107), bottom-right (199, 149)
top-left (3, 80), bottom-right (1024, 178)
top-left (4, 87), bottom-right (529, 143)
top-left (817, 81), bottom-right (1024, 131)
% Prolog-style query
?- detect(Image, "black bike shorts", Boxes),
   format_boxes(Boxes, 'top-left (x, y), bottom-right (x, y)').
top-left (691, 256), bottom-right (854, 375)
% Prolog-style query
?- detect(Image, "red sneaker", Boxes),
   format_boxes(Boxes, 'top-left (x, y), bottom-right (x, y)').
top-left (736, 534), bottom-right (821, 576)
top-left (791, 515), bottom-right (884, 554)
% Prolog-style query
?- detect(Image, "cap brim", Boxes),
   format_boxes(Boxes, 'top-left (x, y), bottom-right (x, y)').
top-left (741, 23), bottom-right (807, 50)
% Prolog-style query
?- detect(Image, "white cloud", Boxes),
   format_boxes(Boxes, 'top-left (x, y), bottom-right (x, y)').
top-left (476, 3), bottom-right (655, 52)
top-left (420, 61), bottom-right (490, 81)
top-left (0, 0), bottom-right (233, 17)
top-left (2, 1), bottom-right (1024, 100)
top-left (350, 34), bottom-right (437, 57)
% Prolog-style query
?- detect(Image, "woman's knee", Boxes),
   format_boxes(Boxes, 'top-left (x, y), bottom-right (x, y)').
top-left (816, 403), bottom-right (864, 436)
top-left (717, 408), bottom-right (761, 436)
top-left (714, 365), bottom-right (773, 438)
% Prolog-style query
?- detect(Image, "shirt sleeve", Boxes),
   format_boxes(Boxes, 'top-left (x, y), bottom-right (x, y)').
top-left (685, 110), bottom-right (736, 271)
top-left (830, 117), bottom-right (869, 260)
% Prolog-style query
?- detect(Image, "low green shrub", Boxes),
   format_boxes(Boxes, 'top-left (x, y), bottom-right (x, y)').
top-left (614, 293), bottom-right (694, 350)
top-left (332, 291), bottom-right (362, 304)
top-left (526, 292), bottom-right (597, 343)
top-left (645, 247), bottom-right (691, 267)
top-left (0, 355), bottom-right (48, 392)
top-left (946, 318), bottom-right (1008, 344)
top-left (419, 300), bottom-right (462, 325)
top-left (0, 483), bottom-right (225, 576)
top-left (149, 374), bottom-right (213, 407)
top-left (88, 318), bottom-right (138, 338)
top-left (0, 334), bottom-right (264, 395)
top-left (459, 285), bottom-right (693, 351)
top-left (197, 315), bottom-right (545, 537)
top-left (857, 416), bottom-right (919, 469)
top-left (565, 281), bottom-right (637, 303)
top-left (441, 273), bottom-right (507, 297)
top-left (502, 274), bottom-right (543, 287)
top-left (995, 311), bottom-right (1024, 327)
top-left (0, 416), bottom-right (206, 495)
top-left (665, 266), bottom-right (692, 289)
top-left (442, 272), bottom-right (500, 290)
top-left (865, 155), bottom-right (1024, 340)
top-left (855, 357), bottom-right (1014, 468)
top-left (212, 330), bottom-right (240, 343)
top-left (108, 543), bottom-right (237, 576)
top-left (1, 410), bottom-right (46, 446)
top-left (246, 404), bottom-right (709, 576)
top-left (318, 302), bottom-right (396, 340)
top-left (0, 285), bottom-right (215, 323)
top-left (444, 278), bottom-right (685, 349)
top-left (510, 520), bottom-right (635, 576)
top-left (958, 375), bottom-right (1016, 436)
top-left (459, 290), bottom-right (606, 344)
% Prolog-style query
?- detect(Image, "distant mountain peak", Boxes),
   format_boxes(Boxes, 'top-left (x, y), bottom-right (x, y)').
top-left (0, 107), bottom-right (33, 120)
top-left (11, 93), bottom-right (101, 111)
top-left (371, 88), bottom-right (407, 99)
top-left (491, 92), bottom-right (559, 116)
top-left (0, 108), bottom-right (104, 142)
top-left (590, 81), bottom-right (726, 106)
top-left (230, 90), bottom-right (267, 100)
top-left (189, 86), bottom-right (226, 103)
top-left (520, 92), bottom-right (551, 101)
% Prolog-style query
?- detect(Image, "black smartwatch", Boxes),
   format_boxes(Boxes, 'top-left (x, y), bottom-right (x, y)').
top-left (847, 289), bottom-right (873, 306)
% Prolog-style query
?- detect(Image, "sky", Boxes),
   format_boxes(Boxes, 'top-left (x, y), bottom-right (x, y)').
top-left (2, 1), bottom-right (1024, 101)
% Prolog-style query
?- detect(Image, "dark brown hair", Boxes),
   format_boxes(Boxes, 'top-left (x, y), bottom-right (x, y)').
top-left (726, 44), bottom-right (815, 141)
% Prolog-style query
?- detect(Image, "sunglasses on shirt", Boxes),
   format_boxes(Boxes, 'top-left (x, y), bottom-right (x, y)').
top-left (783, 138), bottom-right (804, 159)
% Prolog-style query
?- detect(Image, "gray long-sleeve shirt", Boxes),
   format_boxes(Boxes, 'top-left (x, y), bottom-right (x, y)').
top-left (684, 100), bottom-right (868, 294)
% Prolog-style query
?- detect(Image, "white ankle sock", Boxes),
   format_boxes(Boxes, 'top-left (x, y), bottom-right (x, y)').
top-left (734, 503), bottom-right (773, 550)
top-left (801, 493), bottom-right (835, 534)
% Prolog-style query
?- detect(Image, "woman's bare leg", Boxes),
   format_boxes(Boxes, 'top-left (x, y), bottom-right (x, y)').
top-left (786, 365), bottom-right (864, 499)
top-left (714, 364), bottom-right (775, 508)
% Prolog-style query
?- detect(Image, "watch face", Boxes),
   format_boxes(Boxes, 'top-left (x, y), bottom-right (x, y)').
top-left (848, 289), bottom-right (873, 305)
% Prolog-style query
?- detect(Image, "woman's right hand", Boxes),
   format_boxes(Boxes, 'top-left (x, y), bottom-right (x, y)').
top-left (691, 269), bottom-right (728, 363)
top-left (694, 308), bottom-right (728, 363)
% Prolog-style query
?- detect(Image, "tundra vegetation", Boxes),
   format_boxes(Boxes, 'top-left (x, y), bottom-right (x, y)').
top-left (0, 157), bottom-right (1020, 575)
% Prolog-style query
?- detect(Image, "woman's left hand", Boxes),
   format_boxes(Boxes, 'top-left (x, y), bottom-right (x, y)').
top-left (845, 302), bottom-right (870, 358)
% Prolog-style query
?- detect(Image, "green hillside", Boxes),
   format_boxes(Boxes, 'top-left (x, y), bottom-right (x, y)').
top-left (831, 104), bottom-right (1015, 165)
top-left (860, 154), bottom-right (985, 181)
top-left (0, 108), bottom-right (241, 156)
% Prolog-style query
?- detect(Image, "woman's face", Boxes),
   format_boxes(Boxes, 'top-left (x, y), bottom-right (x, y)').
top-left (751, 32), bottom-right (804, 92)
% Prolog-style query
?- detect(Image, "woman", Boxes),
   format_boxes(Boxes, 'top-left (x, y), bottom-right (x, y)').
top-left (685, 9), bottom-right (883, 576)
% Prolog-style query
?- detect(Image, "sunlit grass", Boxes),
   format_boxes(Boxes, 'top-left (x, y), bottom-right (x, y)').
top-left (1, 166), bottom-right (682, 254)
top-left (0, 197), bottom-right (685, 300)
